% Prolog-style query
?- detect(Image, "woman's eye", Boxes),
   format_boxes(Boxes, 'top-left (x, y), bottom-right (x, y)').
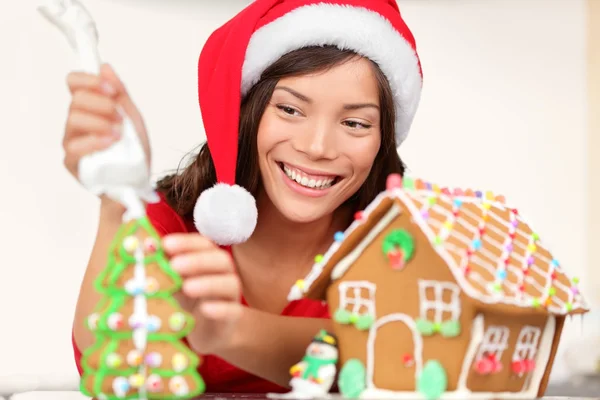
top-left (343, 120), bottom-right (372, 129)
top-left (277, 105), bottom-right (299, 116)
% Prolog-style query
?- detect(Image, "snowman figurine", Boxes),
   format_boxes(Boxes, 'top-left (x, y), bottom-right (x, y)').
top-left (286, 330), bottom-right (339, 399)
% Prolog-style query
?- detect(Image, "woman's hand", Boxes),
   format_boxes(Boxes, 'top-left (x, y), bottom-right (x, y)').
top-left (162, 233), bottom-right (243, 355)
top-left (62, 63), bottom-right (151, 186)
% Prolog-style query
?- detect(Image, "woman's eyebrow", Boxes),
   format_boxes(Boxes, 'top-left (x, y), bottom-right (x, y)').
top-left (344, 103), bottom-right (380, 110)
top-left (274, 86), bottom-right (379, 110)
top-left (274, 86), bottom-right (312, 103)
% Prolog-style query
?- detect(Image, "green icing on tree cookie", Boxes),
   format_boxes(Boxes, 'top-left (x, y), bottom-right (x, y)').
top-left (338, 359), bottom-right (366, 399)
top-left (417, 360), bottom-right (447, 400)
top-left (80, 216), bottom-right (205, 400)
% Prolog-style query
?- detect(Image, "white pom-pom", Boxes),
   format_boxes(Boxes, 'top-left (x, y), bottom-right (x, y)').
top-left (193, 183), bottom-right (258, 246)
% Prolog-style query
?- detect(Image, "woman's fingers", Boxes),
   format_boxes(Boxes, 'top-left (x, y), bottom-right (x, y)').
top-left (199, 301), bottom-right (243, 320)
top-left (182, 274), bottom-right (241, 301)
top-left (66, 70), bottom-right (115, 96)
top-left (162, 233), bottom-right (216, 256)
top-left (65, 110), bottom-right (121, 142)
top-left (170, 249), bottom-right (234, 277)
top-left (70, 90), bottom-right (123, 122)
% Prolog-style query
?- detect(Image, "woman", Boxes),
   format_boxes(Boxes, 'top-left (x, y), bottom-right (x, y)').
top-left (65, 0), bottom-right (423, 394)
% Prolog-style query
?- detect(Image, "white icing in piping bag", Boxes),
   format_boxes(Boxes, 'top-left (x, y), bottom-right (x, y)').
top-left (38, 0), bottom-right (159, 217)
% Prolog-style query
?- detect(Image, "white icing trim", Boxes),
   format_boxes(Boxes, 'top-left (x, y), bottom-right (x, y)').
top-left (366, 314), bottom-right (423, 390)
top-left (394, 188), bottom-right (589, 314)
top-left (132, 246), bottom-right (148, 400)
top-left (242, 4), bottom-right (422, 145)
top-left (512, 325), bottom-right (542, 386)
top-left (338, 281), bottom-right (376, 317)
top-left (290, 182), bottom-right (589, 315)
top-left (457, 314), bottom-right (485, 391)
top-left (476, 325), bottom-right (510, 361)
top-left (526, 316), bottom-right (556, 395)
top-left (331, 203), bottom-right (401, 280)
top-left (417, 280), bottom-right (461, 322)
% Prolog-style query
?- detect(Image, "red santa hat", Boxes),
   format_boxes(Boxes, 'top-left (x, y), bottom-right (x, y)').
top-left (193, 0), bottom-right (423, 246)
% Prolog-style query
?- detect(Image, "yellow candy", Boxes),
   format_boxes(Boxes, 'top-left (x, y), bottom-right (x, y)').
top-left (296, 279), bottom-right (305, 290)
top-left (172, 353), bottom-right (188, 372)
top-left (483, 203), bottom-right (492, 210)
top-left (169, 313), bottom-right (186, 331)
top-left (444, 221), bottom-right (453, 230)
top-left (146, 277), bottom-right (159, 294)
top-left (105, 353), bottom-right (122, 368)
top-left (123, 236), bottom-right (139, 253)
top-left (485, 191), bottom-right (494, 200)
top-left (129, 374), bottom-right (144, 388)
top-left (432, 184), bottom-right (441, 193)
top-left (528, 244), bottom-right (537, 252)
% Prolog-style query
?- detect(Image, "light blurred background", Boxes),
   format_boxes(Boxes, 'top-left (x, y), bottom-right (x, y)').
top-left (0, 0), bottom-right (598, 398)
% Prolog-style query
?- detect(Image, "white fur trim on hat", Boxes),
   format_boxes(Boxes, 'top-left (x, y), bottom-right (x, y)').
top-left (241, 3), bottom-right (422, 145)
top-left (194, 183), bottom-right (258, 245)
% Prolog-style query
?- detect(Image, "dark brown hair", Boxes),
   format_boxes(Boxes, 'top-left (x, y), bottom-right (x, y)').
top-left (156, 45), bottom-right (405, 221)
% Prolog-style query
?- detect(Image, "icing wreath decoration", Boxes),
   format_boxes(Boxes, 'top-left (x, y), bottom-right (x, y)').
top-left (416, 318), bottom-right (461, 338)
top-left (382, 229), bottom-right (415, 270)
top-left (333, 309), bottom-right (375, 330)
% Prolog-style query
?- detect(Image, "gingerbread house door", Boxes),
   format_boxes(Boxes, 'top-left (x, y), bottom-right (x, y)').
top-left (366, 314), bottom-right (423, 391)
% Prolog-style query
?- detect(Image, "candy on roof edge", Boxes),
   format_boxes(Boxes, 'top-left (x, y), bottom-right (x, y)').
top-left (393, 174), bottom-right (507, 204)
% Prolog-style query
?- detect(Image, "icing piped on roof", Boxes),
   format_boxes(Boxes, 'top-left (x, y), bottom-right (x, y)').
top-left (288, 174), bottom-right (589, 316)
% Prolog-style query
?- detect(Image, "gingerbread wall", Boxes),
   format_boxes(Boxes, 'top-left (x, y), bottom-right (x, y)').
top-left (326, 200), bottom-right (477, 391)
top-left (464, 312), bottom-right (548, 393)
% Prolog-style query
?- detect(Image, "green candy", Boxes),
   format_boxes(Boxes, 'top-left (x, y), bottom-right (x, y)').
top-left (355, 314), bottom-right (375, 331)
top-left (417, 360), bottom-right (448, 400)
top-left (338, 359), bottom-right (366, 399)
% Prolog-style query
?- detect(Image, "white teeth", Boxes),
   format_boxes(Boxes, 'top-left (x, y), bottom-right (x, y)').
top-left (282, 164), bottom-right (335, 190)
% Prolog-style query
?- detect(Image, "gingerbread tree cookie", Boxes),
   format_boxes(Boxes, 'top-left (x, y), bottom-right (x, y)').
top-left (80, 216), bottom-right (205, 400)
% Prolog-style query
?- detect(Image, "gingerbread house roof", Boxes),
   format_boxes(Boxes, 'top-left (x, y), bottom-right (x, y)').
top-left (287, 176), bottom-right (589, 316)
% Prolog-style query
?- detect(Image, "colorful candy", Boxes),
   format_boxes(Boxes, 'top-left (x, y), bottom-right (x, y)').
top-left (145, 277), bottom-right (159, 294)
top-left (105, 353), bottom-right (123, 368)
top-left (129, 373), bottom-right (145, 388)
top-left (169, 312), bottom-right (186, 331)
top-left (169, 376), bottom-right (189, 396)
top-left (107, 312), bottom-right (124, 330)
top-left (145, 352), bottom-right (163, 368)
top-left (126, 350), bottom-right (143, 367)
top-left (112, 377), bottom-right (130, 397)
top-left (122, 236), bottom-right (139, 253)
top-left (146, 374), bottom-right (163, 392)
top-left (172, 353), bottom-right (188, 372)
top-left (146, 315), bottom-right (162, 332)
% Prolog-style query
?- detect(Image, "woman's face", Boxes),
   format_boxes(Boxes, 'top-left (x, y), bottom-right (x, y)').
top-left (256, 56), bottom-right (382, 223)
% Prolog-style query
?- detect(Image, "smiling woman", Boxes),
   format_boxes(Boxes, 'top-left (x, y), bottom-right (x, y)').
top-left (67, 0), bottom-right (423, 395)
top-left (157, 45), bottom-right (404, 226)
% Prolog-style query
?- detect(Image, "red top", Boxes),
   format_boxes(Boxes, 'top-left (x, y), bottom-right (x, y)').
top-left (72, 193), bottom-right (331, 393)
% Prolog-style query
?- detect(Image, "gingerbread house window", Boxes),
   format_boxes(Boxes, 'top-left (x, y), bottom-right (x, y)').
top-left (513, 326), bottom-right (541, 362)
top-left (477, 326), bottom-right (510, 360)
top-left (418, 280), bottom-right (461, 322)
top-left (338, 281), bottom-right (376, 316)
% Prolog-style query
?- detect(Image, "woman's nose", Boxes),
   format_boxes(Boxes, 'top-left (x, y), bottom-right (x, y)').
top-left (293, 122), bottom-right (337, 161)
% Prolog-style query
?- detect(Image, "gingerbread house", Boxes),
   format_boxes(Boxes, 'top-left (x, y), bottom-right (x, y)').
top-left (287, 175), bottom-right (589, 399)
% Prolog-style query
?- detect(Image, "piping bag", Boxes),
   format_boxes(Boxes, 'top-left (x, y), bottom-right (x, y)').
top-left (38, 0), bottom-right (159, 220)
